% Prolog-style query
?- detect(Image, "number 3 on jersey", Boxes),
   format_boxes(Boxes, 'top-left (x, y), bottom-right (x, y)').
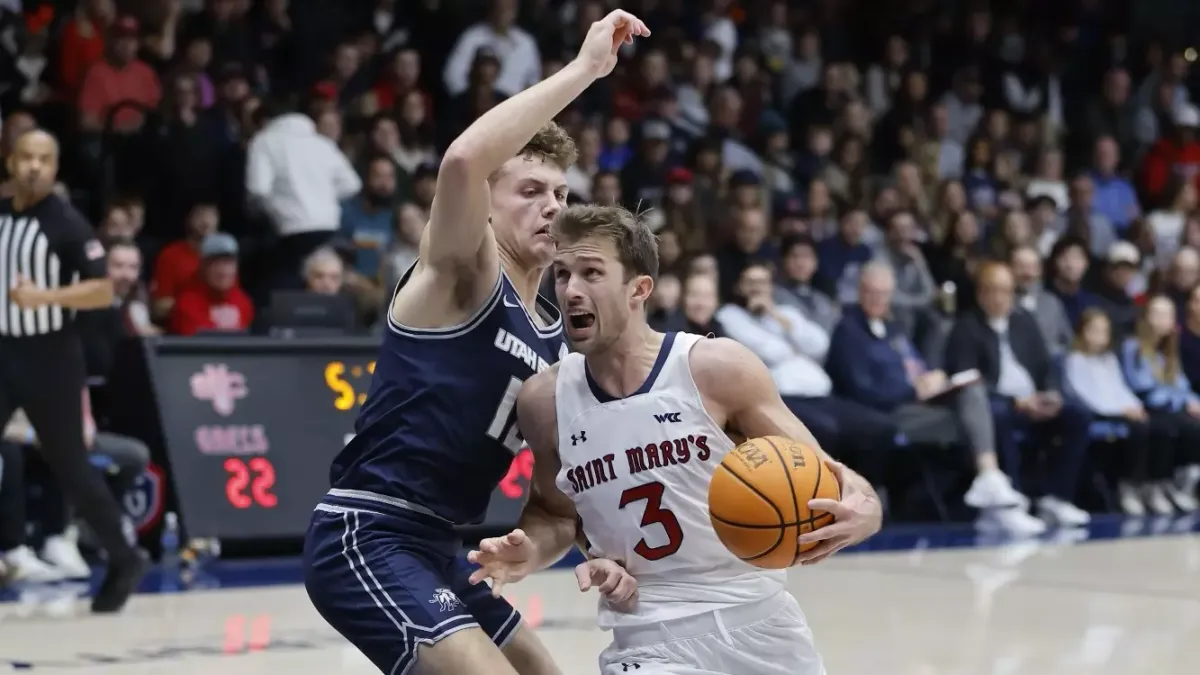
top-left (619, 482), bottom-right (683, 561)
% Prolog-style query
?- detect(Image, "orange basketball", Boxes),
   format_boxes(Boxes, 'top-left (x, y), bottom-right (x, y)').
top-left (708, 436), bottom-right (841, 569)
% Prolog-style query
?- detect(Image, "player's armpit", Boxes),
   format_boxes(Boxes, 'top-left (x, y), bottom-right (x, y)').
top-left (515, 367), bottom-right (580, 570)
top-left (690, 338), bottom-right (828, 458)
top-left (692, 338), bottom-right (883, 506)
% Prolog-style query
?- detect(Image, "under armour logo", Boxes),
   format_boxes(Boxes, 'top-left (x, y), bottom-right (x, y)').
top-left (653, 412), bottom-right (682, 423)
top-left (571, 431), bottom-right (587, 445)
top-left (622, 664), bottom-right (641, 672)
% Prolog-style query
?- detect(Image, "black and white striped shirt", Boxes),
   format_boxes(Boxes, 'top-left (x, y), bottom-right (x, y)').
top-left (0, 195), bottom-right (107, 337)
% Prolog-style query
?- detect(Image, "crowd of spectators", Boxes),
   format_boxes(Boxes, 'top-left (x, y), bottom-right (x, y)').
top-left (3, 0), bottom-right (1200, 581)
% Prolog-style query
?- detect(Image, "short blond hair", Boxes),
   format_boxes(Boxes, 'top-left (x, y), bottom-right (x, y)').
top-left (518, 122), bottom-right (577, 170)
top-left (553, 204), bottom-right (658, 280)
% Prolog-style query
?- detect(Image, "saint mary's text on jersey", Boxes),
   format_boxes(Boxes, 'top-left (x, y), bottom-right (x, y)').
top-left (564, 434), bottom-right (713, 495)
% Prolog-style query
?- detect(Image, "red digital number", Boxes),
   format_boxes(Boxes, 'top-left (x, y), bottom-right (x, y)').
top-left (224, 457), bottom-right (278, 509)
top-left (498, 448), bottom-right (535, 499)
top-left (618, 481), bottom-right (683, 561)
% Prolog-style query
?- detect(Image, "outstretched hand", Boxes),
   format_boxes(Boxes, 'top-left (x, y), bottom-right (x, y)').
top-left (794, 460), bottom-right (883, 566)
top-left (575, 557), bottom-right (638, 612)
top-left (576, 10), bottom-right (651, 78)
top-left (466, 529), bottom-right (537, 598)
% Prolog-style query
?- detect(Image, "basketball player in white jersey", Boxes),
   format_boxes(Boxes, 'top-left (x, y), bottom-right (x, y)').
top-left (467, 205), bottom-right (883, 675)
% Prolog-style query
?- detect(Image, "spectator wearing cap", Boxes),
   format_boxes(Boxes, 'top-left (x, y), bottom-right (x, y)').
top-left (246, 99), bottom-right (362, 290)
top-left (817, 208), bottom-right (875, 305)
top-left (621, 119), bottom-right (675, 207)
top-left (774, 236), bottom-right (839, 335)
top-left (1011, 245), bottom-right (1073, 356)
top-left (442, 0), bottom-right (540, 99)
top-left (1089, 136), bottom-right (1140, 233)
top-left (78, 15), bottom-right (162, 133)
top-left (661, 168), bottom-right (709, 255)
top-left (773, 195), bottom-right (807, 238)
top-left (759, 110), bottom-right (795, 196)
top-left (151, 203), bottom-right (220, 321)
top-left (1094, 241), bottom-right (1144, 341)
top-left (1141, 103), bottom-right (1200, 205)
top-left (169, 233), bottom-right (254, 336)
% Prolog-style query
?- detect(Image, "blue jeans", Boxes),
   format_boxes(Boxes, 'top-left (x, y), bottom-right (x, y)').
top-left (990, 395), bottom-right (1092, 501)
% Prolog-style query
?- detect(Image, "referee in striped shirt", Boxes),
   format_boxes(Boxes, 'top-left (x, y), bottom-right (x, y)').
top-left (1, 130), bottom-right (146, 611)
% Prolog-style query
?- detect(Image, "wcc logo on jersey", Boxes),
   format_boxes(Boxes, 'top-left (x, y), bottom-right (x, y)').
top-left (190, 364), bottom-right (248, 416)
top-left (654, 412), bottom-right (682, 423)
top-left (429, 588), bottom-right (463, 612)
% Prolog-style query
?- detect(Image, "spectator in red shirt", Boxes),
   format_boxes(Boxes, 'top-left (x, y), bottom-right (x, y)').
top-left (169, 233), bottom-right (253, 336)
top-left (151, 203), bottom-right (219, 321)
top-left (78, 16), bottom-right (162, 133)
top-left (1141, 104), bottom-right (1200, 207)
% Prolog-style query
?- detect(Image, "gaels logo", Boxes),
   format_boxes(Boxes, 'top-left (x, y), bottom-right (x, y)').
top-left (191, 364), bottom-right (248, 416)
top-left (123, 463), bottom-right (166, 536)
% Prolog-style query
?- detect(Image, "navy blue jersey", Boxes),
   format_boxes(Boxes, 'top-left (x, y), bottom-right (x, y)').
top-left (328, 266), bottom-right (567, 524)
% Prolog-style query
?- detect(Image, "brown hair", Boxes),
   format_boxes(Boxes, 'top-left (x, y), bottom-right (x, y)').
top-left (1071, 308), bottom-right (1112, 353)
top-left (552, 204), bottom-right (659, 281)
top-left (518, 122), bottom-right (578, 171)
top-left (1134, 295), bottom-right (1181, 383)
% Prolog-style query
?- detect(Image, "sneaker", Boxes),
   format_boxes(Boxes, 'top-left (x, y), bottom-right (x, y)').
top-left (1117, 482), bottom-right (1146, 517)
top-left (1143, 483), bottom-right (1176, 516)
top-left (1164, 481), bottom-right (1199, 513)
top-left (2, 546), bottom-right (65, 584)
top-left (964, 469), bottom-right (1028, 510)
top-left (42, 535), bottom-right (91, 579)
top-left (1036, 496), bottom-right (1091, 527)
top-left (976, 507), bottom-right (1047, 537)
top-left (91, 550), bottom-right (149, 614)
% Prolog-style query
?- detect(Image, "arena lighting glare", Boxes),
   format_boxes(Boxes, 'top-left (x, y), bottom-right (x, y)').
top-left (1185, 48), bottom-right (1197, 63)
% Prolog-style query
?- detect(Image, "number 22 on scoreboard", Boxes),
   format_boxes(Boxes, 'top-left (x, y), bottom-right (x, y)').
top-left (225, 457), bottom-right (279, 509)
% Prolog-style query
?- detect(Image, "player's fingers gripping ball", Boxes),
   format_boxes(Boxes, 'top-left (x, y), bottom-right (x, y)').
top-left (708, 436), bottom-right (841, 569)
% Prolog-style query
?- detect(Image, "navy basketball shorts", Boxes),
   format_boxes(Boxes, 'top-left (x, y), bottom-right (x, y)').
top-left (303, 501), bottom-right (521, 675)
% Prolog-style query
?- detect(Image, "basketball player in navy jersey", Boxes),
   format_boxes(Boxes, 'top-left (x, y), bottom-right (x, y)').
top-left (302, 10), bottom-right (651, 675)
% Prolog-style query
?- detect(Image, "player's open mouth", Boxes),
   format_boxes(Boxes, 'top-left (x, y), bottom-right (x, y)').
top-left (535, 225), bottom-right (553, 239)
top-left (568, 313), bottom-right (595, 329)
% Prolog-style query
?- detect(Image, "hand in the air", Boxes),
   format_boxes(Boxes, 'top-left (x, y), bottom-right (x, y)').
top-left (467, 529), bottom-right (537, 597)
top-left (575, 557), bottom-right (638, 613)
top-left (576, 10), bottom-right (651, 78)
top-left (795, 460), bottom-right (883, 566)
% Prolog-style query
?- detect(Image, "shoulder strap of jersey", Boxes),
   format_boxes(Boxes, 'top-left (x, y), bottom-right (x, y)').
top-left (554, 353), bottom-right (594, 429)
top-left (649, 332), bottom-right (708, 400)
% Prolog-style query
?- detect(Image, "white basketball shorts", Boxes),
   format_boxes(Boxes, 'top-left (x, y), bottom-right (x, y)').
top-left (598, 591), bottom-right (826, 675)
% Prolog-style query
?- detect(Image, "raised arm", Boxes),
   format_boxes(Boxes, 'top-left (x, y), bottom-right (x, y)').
top-left (691, 337), bottom-right (883, 563)
top-left (422, 11), bottom-right (650, 271)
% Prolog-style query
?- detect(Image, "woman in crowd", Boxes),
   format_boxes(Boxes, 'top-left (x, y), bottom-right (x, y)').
top-left (1046, 236), bottom-right (1099, 327)
top-left (1119, 296), bottom-right (1200, 513)
top-left (1064, 310), bottom-right (1166, 515)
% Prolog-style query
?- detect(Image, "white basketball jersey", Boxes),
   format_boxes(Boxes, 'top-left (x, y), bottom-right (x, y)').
top-left (554, 332), bottom-right (787, 629)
